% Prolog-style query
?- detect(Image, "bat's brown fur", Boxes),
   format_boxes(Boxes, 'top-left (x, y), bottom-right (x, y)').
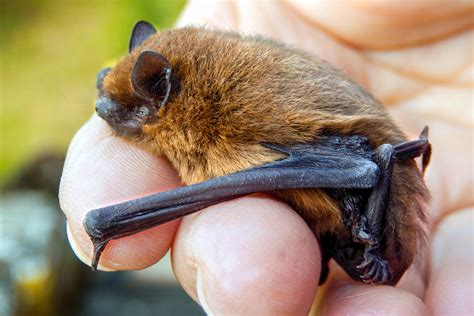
top-left (102, 27), bottom-right (429, 283)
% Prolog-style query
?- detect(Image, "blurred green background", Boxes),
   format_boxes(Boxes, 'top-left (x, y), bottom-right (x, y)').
top-left (1, 1), bottom-right (209, 316)
top-left (0, 0), bottom-right (186, 184)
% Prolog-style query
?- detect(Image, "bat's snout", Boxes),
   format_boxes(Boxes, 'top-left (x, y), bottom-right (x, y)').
top-left (95, 97), bottom-right (118, 121)
top-left (95, 97), bottom-right (144, 136)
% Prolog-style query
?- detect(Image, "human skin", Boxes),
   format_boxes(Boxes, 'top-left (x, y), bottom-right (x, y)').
top-left (59, 1), bottom-right (473, 315)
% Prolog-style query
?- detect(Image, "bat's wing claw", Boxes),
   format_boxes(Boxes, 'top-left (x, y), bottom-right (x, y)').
top-left (393, 126), bottom-right (432, 174)
top-left (420, 126), bottom-right (429, 140)
top-left (419, 126), bottom-right (432, 174)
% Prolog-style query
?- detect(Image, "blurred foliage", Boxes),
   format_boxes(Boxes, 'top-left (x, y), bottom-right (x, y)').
top-left (0, 0), bottom-right (187, 184)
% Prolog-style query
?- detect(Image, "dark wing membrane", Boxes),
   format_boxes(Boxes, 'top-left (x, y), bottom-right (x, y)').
top-left (84, 139), bottom-right (380, 269)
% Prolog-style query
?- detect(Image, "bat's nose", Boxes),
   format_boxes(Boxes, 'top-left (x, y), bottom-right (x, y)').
top-left (95, 97), bottom-right (117, 120)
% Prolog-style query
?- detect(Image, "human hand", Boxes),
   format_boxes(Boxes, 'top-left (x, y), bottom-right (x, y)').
top-left (59, 1), bottom-right (473, 314)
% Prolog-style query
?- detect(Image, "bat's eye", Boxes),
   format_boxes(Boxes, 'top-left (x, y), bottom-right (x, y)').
top-left (136, 106), bottom-right (149, 117)
top-left (96, 67), bottom-right (111, 91)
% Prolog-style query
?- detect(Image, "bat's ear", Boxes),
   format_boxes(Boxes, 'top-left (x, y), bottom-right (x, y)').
top-left (131, 50), bottom-right (172, 107)
top-left (129, 21), bottom-right (156, 52)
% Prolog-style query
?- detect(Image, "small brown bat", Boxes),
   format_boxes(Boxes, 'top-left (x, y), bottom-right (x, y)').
top-left (85, 21), bottom-right (431, 285)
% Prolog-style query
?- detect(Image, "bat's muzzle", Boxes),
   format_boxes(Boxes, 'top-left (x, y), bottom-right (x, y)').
top-left (95, 97), bottom-right (118, 121)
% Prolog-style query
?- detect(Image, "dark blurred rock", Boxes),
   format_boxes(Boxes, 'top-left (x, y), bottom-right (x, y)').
top-left (0, 191), bottom-right (89, 316)
top-left (3, 152), bottom-right (65, 197)
top-left (1, 152), bottom-right (88, 316)
top-left (78, 274), bottom-right (205, 316)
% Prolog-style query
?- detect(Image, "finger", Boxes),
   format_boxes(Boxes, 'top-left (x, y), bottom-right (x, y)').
top-left (176, 0), bottom-right (237, 30)
top-left (177, 0), bottom-right (368, 87)
top-left (319, 278), bottom-right (429, 315)
top-left (288, 0), bottom-right (473, 49)
top-left (172, 194), bottom-right (321, 315)
top-left (396, 258), bottom-right (428, 299)
top-left (425, 207), bottom-right (474, 314)
top-left (59, 114), bottom-right (182, 270)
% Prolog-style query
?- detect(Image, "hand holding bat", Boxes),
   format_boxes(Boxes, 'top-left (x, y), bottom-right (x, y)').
top-left (60, 2), bottom-right (473, 314)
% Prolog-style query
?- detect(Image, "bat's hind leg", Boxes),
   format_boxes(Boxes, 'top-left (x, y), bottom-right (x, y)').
top-left (352, 129), bottom-right (431, 284)
top-left (353, 143), bottom-right (395, 284)
top-left (318, 143), bottom-right (395, 285)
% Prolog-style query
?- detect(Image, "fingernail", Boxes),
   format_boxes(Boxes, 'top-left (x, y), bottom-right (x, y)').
top-left (196, 267), bottom-right (214, 315)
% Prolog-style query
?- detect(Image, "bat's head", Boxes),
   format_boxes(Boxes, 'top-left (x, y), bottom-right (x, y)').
top-left (93, 21), bottom-right (325, 181)
top-left (95, 21), bottom-right (179, 138)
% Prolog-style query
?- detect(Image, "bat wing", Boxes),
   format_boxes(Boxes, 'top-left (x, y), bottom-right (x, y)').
top-left (84, 137), bottom-right (380, 269)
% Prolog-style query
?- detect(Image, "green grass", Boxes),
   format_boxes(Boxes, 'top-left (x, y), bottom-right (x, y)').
top-left (0, 0), bottom-right (187, 183)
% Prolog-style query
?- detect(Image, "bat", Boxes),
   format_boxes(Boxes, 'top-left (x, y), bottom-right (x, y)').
top-left (85, 21), bottom-right (431, 285)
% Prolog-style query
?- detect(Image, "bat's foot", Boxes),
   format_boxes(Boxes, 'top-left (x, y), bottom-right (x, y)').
top-left (357, 248), bottom-right (392, 285)
top-left (350, 216), bottom-right (392, 284)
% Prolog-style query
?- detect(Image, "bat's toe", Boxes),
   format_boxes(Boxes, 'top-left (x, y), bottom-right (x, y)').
top-left (357, 252), bottom-right (392, 285)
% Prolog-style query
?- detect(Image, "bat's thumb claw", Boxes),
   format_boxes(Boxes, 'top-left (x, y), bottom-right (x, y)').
top-left (91, 240), bottom-right (109, 271)
top-left (420, 126), bottom-right (431, 175)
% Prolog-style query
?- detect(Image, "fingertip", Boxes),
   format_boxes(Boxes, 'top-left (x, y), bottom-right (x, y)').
top-left (60, 115), bottom-right (183, 270)
top-left (425, 208), bottom-right (474, 315)
top-left (322, 282), bottom-right (429, 315)
top-left (99, 221), bottom-right (180, 271)
top-left (172, 195), bottom-right (321, 314)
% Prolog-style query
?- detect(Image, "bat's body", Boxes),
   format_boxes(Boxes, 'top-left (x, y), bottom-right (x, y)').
top-left (87, 22), bottom-right (431, 285)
